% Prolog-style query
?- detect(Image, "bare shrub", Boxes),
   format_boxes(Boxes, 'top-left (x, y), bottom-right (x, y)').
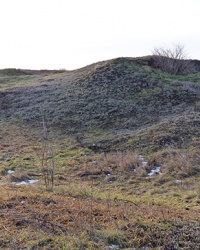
top-left (34, 115), bottom-right (56, 191)
top-left (41, 117), bottom-right (55, 191)
top-left (152, 44), bottom-right (192, 75)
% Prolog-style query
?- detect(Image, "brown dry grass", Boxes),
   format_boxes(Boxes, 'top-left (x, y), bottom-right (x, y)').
top-left (1, 57), bottom-right (200, 249)
top-left (0, 179), bottom-right (199, 249)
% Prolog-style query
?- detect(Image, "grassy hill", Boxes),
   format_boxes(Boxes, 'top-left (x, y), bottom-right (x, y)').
top-left (0, 57), bottom-right (200, 249)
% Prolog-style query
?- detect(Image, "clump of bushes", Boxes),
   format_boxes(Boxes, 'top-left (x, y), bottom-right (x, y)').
top-left (152, 44), bottom-right (193, 75)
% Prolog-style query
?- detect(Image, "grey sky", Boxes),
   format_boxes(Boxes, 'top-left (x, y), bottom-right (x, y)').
top-left (0, 0), bottom-right (200, 70)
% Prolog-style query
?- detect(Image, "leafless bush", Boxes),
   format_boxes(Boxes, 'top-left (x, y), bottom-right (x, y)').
top-left (34, 115), bottom-right (56, 191)
top-left (152, 44), bottom-right (193, 75)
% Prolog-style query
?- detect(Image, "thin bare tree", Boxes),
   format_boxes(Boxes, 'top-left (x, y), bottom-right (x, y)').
top-left (40, 114), bottom-right (55, 191)
top-left (152, 44), bottom-right (192, 75)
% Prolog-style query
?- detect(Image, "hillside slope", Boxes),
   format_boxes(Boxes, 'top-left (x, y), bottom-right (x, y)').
top-left (0, 57), bottom-right (200, 249)
top-left (1, 56), bottom-right (200, 152)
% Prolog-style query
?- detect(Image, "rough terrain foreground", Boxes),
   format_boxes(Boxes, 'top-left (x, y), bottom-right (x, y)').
top-left (0, 57), bottom-right (200, 249)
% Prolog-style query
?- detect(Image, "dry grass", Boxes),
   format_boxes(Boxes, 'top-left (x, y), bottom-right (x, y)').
top-left (1, 59), bottom-right (200, 248)
top-left (0, 183), bottom-right (199, 249)
top-left (0, 143), bottom-right (200, 249)
top-left (104, 150), bottom-right (141, 172)
top-left (147, 147), bottom-right (200, 177)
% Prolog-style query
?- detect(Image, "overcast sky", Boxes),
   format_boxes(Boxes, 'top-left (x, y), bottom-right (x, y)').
top-left (0, 0), bottom-right (200, 70)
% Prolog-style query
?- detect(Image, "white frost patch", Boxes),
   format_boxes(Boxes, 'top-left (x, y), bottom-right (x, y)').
top-left (12, 179), bottom-right (38, 185)
top-left (7, 170), bottom-right (15, 174)
top-left (147, 166), bottom-right (161, 176)
top-left (108, 245), bottom-right (119, 249)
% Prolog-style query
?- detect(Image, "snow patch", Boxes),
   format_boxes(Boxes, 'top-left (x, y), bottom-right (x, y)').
top-left (12, 179), bottom-right (38, 185)
top-left (108, 245), bottom-right (119, 249)
top-left (138, 155), bottom-right (148, 166)
top-left (147, 166), bottom-right (161, 176)
top-left (7, 170), bottom-right (15, 174)
top-left (138, 155), bottom-right (144, 161)
top-left (142, 161), bottom-right (148, 166)
top-left (175, 180), bottom-right (184, 184)
top-left (138, 155), bottom-right (162, 176)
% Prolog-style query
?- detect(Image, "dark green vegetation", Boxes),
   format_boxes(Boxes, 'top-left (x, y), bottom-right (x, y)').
top-left (0, 57), bottom-right (200, 249)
